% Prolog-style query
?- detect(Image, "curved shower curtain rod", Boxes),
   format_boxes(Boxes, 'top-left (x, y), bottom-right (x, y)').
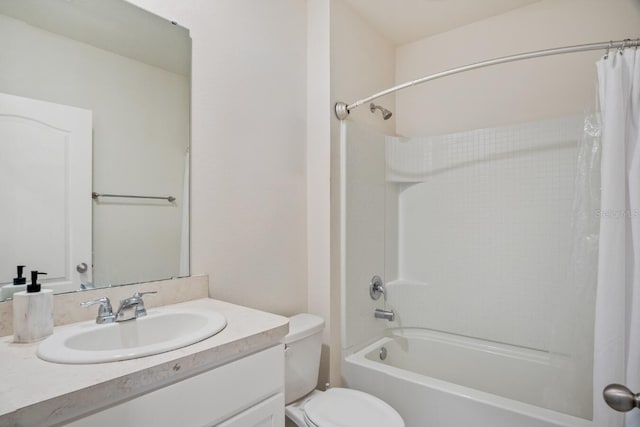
top-left (334, 38), bottom-right (640, 120)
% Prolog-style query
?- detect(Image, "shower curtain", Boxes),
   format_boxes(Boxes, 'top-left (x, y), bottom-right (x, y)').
top-left (178, 149), bottom-right (190, 277)
top-left (593, 48), bottom-right (640, 427)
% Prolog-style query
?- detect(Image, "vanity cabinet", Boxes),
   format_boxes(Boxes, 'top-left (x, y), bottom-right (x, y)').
top-left (66, 345), bottom-right (284, 427)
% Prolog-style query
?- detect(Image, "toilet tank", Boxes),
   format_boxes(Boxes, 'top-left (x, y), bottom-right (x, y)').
top-left (283, 314), bottom-right (325, 404)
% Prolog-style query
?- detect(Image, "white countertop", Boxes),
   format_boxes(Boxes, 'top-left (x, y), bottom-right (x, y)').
top-left (0, 298), bottom-right (289, 426)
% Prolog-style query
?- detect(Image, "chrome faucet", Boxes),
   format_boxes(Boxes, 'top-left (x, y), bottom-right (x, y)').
top-left (81, 297), bottom-right (116, 324)
top-left (115, 291), bottom-right (157, 322)
top-left (370, 275), bottom-right (387, 301)
top-left (374, 308), bottom-right (395, 321)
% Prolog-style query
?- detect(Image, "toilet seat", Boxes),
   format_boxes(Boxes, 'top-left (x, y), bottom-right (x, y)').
top-left (303, 413), bottom-right (320, 427)
top-left (303, 388), bottom-right (404, 427)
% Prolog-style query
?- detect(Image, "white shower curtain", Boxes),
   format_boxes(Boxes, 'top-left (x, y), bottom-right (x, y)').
top-left (593, 48), bottom-right (640, 427)
top-left (178, 149), bottom-right (190, 277)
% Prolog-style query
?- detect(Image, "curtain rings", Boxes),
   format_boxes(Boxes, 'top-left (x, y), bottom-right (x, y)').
top-left (618, 39), bottom-right (632, 56)
top-left (604, 41), bottom-right (613, 59)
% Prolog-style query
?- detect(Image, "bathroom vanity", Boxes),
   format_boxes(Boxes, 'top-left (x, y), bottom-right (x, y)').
top-left (0, 298), bottom-right (288, 426)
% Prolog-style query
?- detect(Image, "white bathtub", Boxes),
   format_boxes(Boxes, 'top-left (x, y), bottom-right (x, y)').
top-left (343, 329), bottom-right (592, 427)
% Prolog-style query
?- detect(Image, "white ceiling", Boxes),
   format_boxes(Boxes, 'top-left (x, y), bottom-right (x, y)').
top-left (341, 0), bottom-right (542, 45)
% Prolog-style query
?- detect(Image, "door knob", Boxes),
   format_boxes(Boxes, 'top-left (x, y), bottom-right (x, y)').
top-left (603, 384), bottom-right (640, 412)
top-left (76, 262), bottom-right (88, 273)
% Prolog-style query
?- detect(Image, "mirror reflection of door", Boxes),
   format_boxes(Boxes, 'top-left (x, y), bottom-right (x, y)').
top-left (0, 92), bottom-right (92, 295)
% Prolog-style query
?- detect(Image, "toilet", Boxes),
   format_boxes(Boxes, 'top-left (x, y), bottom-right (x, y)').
top-left (283, 314), bottom-right (404, 427)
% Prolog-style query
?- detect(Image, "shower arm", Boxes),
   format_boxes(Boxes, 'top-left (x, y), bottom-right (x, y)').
top-left (334, 38), bottom-right (640, 120)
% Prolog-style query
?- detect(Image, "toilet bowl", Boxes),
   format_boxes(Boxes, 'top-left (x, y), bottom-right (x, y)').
top-left (283, 314), bottom-right (404, 427)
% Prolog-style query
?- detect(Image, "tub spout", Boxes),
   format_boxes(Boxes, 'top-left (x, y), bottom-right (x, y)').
top-left (374, 308), bottom-right (395, 321)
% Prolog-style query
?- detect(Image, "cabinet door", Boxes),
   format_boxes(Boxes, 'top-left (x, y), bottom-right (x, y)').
top-left (216, 393), bottom-right (284, 427)
top-left (65, 345), bottom-right (284, 427)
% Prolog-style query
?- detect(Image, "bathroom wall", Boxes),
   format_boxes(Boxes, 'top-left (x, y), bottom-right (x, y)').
top-left (0, 13), bottom-right (188, 287)
top-left (306, 0), bottom-right (332, 391)
top-left (329, 0), bottom-right (396, 136)
top-left (329, 0), bottom-right (396, 372)
top-left (125, 0), bottom-right (309, 316)
top-left (395, 0), bottom-right (640, 136)
top-left (127, 0), bottom-right (397, 386)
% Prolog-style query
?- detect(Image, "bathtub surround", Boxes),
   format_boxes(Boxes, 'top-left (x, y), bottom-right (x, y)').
top-left (388, 116), bottom-right (584, 352)
top-left (341, 115), bottom-right (595, 419)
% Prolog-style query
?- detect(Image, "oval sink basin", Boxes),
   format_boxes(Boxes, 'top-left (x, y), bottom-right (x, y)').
top-left (37, 308), bottom-right (227, 364)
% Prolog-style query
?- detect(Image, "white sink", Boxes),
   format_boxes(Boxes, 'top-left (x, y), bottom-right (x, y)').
top-left (37, 308), bottom-right (227, 364)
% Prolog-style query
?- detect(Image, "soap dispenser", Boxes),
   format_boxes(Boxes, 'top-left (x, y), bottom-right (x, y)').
top-left (1, 265), bottom-right (28, 300)
top-left (13, 271), bottom-right (54, 343)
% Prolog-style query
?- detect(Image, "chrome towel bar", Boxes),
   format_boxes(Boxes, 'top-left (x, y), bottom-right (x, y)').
top-left (92, 192), bottom-right (176, 203)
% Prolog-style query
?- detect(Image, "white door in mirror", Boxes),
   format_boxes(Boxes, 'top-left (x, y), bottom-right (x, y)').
top-left (37, 308), bottom-right (227, 364)
top-left (0, 93), bottom-right (92, 294)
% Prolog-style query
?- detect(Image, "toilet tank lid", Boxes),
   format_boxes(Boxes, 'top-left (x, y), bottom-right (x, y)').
top-left (284, 314), bottom-right (325, 344)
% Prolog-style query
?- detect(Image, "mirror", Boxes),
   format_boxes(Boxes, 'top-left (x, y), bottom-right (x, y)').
top-left (0, 0), bottom-right (191, 301)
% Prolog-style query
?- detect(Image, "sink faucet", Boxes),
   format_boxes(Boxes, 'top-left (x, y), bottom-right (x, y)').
top-left (81, 297), bottom-right (116, 324)
top-left (116, 291), bottom-right (157, 322)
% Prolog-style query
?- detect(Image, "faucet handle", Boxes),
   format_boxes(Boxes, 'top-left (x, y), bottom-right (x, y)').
top-left (81, 296), bottom-right (111, 308)
top-left (369, 275), bottom-right (386, 301)
top-left (81, 297), bottom-right (115, 324)
top-left (131, 291), bottom-right (157, 317)
top-left (133, 291), bottom-right (157, 298)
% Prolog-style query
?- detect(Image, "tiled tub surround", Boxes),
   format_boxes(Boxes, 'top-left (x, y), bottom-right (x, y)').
top-left (0, 296), bottom-right (289, 426)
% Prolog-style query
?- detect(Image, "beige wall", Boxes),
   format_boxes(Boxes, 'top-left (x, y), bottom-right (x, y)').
top-left (127, 0), bottom-right (309, 316)
top-left (306, 0), bottom-right (332, 389)
top-left (396, 0), bottom-right (640, 136)
top-left (330, 0), bottom-right (396, 136)
top-left (129, 0), bottom-right (397, 388)
top-left (329, 0), bottom-right (396, 384)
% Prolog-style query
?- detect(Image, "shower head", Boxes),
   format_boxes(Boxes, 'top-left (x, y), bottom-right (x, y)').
top-left (370, 103), bottom-right (393, 120)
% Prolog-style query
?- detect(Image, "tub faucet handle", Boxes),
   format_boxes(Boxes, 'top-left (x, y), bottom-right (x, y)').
top-left (370, 275), bottom-right (386, 300)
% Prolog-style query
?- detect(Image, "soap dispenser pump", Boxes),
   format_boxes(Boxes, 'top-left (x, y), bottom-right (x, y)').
top-left (1, 265), bottom-right (28, 300)
top-left (27, 270), bottom-right (47, 293)
top-left (13, 265), bottom-right (26, 285)
top-left (13, 270), bottom-right (54, 343)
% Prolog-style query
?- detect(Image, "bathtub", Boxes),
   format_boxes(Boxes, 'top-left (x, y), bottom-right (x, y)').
top-left (343, 329), bottom-right (592, 427)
